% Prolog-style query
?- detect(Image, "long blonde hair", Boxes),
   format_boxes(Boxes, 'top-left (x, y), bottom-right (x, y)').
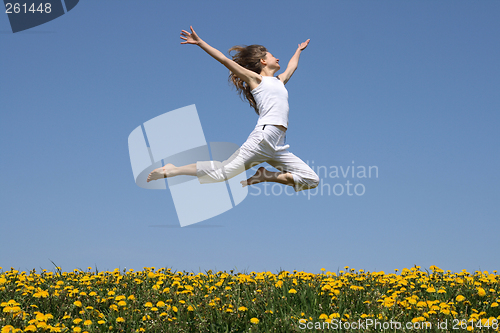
top-left (228, 44), bottom-right (268, 114)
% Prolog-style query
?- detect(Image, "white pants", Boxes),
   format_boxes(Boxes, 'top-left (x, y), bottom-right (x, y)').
top-left (197, 125), bottom-right (319, 192)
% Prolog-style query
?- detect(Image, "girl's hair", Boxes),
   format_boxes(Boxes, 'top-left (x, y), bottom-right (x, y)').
top-left (228, 44), bottom-right (268, 114)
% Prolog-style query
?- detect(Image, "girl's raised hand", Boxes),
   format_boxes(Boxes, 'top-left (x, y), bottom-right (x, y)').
top-left (180, 26), bottom-right (201, 45)
top-left (298, 39), bottom-right (310, 51)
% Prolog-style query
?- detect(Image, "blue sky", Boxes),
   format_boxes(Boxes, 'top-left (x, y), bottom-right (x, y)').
top-left (1, 0), bottom-right (499, 274)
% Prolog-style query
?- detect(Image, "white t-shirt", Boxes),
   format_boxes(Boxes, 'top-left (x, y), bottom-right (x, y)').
top-left (251, 76), bottom-right (289, 128)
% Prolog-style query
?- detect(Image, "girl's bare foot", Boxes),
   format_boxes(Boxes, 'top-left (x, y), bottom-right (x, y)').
top-left (241, 167), bottom-right (272, 187)
top-left (147, 163), bottom-right (176, 182)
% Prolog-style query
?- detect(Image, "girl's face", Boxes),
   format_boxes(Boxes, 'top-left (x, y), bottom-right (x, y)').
top-left (263, 52), bottom-right (280, 70)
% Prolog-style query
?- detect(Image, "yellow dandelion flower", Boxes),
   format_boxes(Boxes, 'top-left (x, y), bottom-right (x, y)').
top-left (478, 288), bottom-right (486, 297)
top-left (456, 295), bottom-right (466, 302)
top-left (383, 297), bottom-right (395, 307)
top-left (117, 301), bottom-right (126, 307)
top-left (33, 289), bottom-right (49, 298)
top-left (73, 319), bottom-right (83, 324)
top-left (288, 289), bottom-right (297, 294)
top-left (37, 322), bottom-right (48, 329)
top-left (319, 314), bottom-right (328, 320)
top-left (144, 302), bottom-right (153, 308)
top-left (83, 320), bottom-right (92, 326)
top-left (73, 327), bottom-right (81, 333)
top-left (0, 302), bottom-right (14, 312)
top-left (1, 326), bottom-right (15, 333)
top-left (24, 325), bottom-right (37, 332)
top-left (156, 301), bottom-right (165, 308)
top-left (116, 317), bottom-right (125, 323)
top-left (97, 321), bottom-right (105, 325)
top-left (250, 318), bottom-right (259, 324)
top-left (238, 307), bottom-right (248, 311)
top-left (187, 305), bottom-right (195, 311)
top-left (491, 302), bottom-right (498, 307)
top-left (73, 301), bottom-right (82, 307)
top-left (426, 287), bottom-right (436, 293)
top-left (172, 306), bottom-right (178, 312)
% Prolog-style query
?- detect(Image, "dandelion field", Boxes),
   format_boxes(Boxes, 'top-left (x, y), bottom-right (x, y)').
top-left (1, 266), bottom-right (499, 332)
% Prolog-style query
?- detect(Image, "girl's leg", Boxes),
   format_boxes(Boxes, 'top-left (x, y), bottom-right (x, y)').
top-left (146, 155), bottom-right (300, 187)
top-left (147, 125), bottom-right (265, 183)
top-left (147, 163), bottom-right (197, 182)
top-left (240, 126), bottom-right (316, 189)
top-left (261, 151), bottom-right (320, 191)
top-left (240, 167), bottom-right (295, 187)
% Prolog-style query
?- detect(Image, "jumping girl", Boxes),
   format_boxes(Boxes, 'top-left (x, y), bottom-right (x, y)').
top-left (147, 26), bottom-right (319, 192)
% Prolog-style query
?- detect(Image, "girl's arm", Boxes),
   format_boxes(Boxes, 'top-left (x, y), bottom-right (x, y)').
top-left (180, 26), bottom-right (261, 89)
top-left (277, 39), bottom-right (310, 84)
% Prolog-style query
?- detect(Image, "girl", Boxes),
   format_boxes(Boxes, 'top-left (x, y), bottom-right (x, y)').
top-left (147, 26), bottom-right (319, 192)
